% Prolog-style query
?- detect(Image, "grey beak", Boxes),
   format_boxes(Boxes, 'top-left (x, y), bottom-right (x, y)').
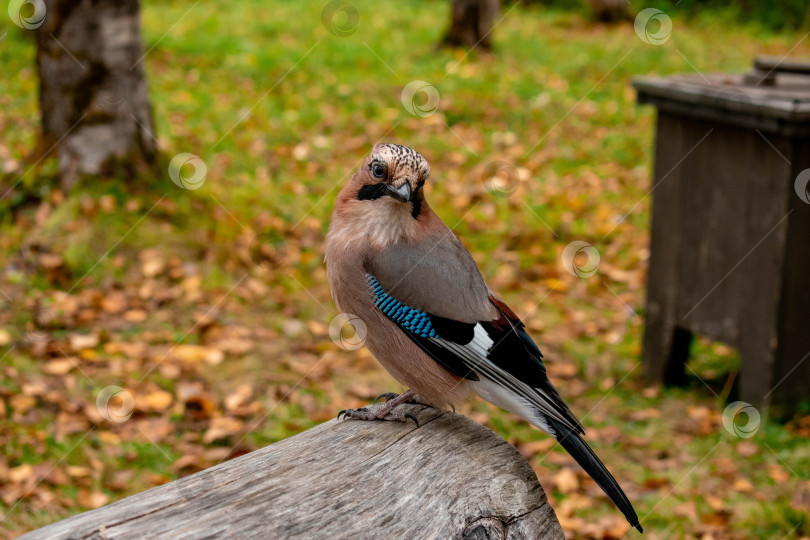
top-left (387, 182), bottom-right (412, 203)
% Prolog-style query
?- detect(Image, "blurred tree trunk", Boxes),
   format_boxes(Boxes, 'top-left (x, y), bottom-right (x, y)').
top-left (587, 0), bottom-right (630, 23)
top-left (35, 0), bottom-right (156, 191)
top-left (441, 0), bottom-right (500, 51)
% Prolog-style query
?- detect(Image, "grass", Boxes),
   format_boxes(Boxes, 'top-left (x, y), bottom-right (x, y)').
top-left (1, 1), bottom-right (809, 538)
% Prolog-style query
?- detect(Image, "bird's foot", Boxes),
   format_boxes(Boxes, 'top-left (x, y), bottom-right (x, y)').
top-left (337, 406), bottom-right (419, 426)
top-left (338, 389), bottom-right (425, 426)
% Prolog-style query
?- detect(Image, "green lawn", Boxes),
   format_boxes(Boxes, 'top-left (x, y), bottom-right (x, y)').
top-left (1, 1), bottom-right (809, 538)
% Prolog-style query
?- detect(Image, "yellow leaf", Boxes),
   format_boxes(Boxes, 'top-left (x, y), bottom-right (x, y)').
top-left (8, 463), bottom-right (33, 483)
top-left (44, 358), bottom-right (75, 375)
top-left (140, 391), bottom-right (173, 412)
top-left (10, 394), bottom-right (36, 415)
top-left (554, 467), bottom-right (579, 494)
top-left (69, 333), bottom-right (99, 351)
top-left (66, 466), bottom-right (91, 477)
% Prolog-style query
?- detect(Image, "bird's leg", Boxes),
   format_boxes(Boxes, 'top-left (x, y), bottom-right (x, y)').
top-left (338, 389), bottom-right (430, 425)
top-left (372, 390), bottom-right (433, 405)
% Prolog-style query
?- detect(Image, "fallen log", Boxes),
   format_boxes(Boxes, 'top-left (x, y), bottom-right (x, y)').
top-left (21, 403), bottom-right (563, 539)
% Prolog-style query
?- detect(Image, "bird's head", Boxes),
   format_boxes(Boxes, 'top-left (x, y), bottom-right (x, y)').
top-left (329, 143), bottom-right (433, 251)
top-left (348, 143), bottom-right (430, 218)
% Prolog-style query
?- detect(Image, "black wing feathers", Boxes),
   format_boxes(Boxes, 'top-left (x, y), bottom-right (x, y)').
top-left (401, 326), bottom-right (479, 381)
top-left (427, 314), bottom-right (475, 344)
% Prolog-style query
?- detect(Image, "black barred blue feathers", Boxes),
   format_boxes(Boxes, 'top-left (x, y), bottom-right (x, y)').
top-left (367, 274), bottom-right (438, 339)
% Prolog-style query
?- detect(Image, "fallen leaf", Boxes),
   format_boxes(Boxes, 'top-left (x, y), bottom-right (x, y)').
top-left (768, 464), bottom-right (790, 485)
top-left (224, 385), bottom-right (253, 412)
top-left (39, 253), bottom-right (64, 269)
top-left (203, 417), bottom-right (243, 444)
top-left (185, 396), bottom-right (214, 421)
top-left (139, 391), bottom-right (173, 412)
top-left (44, 358), bottom-right (75, 375)
top-left (9, 463), bottom-right (33, 483)
top-left (69, 333), bottom-right (99, 352)
top-left (518, 439), bottom-right (556, 459)
top-left (554, 467), bottom-right (579, 493)
top-left (706, 495), bottom-right (725, 511)
top-left (10, 394), bottom-right (36, 415)
top-left (140, 249), bottom-right (166, 277)
top-left (736, 441), bottom-right (758, 457)
top-left (673, 500), bottom-right (698, 520)
top-left (124, 309), bottom-right (148, 322)
top-left (66, 466), bottom-right (91, 477)
top-left (100, 291), bottom-right (127, 314)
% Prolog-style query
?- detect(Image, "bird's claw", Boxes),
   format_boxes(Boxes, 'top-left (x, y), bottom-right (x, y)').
top-left (374, 392), bottom-right (400, 403)
top-left (404, 413), bottom-right (419, 427)
top-left (337, 407), bottom-right (368, 420)
top-left (337, 407), bottom-right (377, 422)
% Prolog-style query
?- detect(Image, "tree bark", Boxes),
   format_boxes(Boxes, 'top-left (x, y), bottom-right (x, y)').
top-left (441, 0), bottom-right (500, 51)
top-left (587, 0), bottom-right (630, 23)
top-left (35, 0), bottom-right (156, 191)
top-left (20, 404), bottom-right (564, 539)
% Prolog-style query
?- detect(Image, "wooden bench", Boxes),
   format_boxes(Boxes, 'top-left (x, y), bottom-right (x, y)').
top-left (634, 59), bottom-right (810, 417)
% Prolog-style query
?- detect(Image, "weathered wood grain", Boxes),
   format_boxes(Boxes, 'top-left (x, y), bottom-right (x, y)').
top-left (21, 404), bottom-right (563, 540)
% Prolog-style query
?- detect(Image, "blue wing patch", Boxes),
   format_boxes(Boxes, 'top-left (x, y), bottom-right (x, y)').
top-left (365, 273), bottom-right (478, 381)
top-left (366, 274), bottom-right (438, 338)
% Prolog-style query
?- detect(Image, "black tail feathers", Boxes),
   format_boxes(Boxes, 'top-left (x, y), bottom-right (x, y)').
top-left (547, 417), bottom-right (643, 533)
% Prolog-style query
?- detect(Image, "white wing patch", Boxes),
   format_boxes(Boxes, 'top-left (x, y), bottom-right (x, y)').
top-left (427, 323), bottom-right (579, 433)
top-left (472, 378), bottom-right (555, 436)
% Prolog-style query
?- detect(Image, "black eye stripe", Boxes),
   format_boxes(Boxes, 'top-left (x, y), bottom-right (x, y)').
top-left (357, 183), bottom-right (389, 201)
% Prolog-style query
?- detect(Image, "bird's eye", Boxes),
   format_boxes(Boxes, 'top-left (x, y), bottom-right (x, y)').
top-left (372, 164), bottom-right (385, 178)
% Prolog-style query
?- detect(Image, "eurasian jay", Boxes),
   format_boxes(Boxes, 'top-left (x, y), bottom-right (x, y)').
top-left (325, 143), bottom-right (642, 533)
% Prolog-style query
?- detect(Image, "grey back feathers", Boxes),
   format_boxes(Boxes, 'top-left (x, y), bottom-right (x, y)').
top-left (365, 232), bottom-right (497, 324)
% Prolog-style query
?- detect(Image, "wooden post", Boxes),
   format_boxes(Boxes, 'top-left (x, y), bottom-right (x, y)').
top-left (20, 404), bottom-right (564, 539)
